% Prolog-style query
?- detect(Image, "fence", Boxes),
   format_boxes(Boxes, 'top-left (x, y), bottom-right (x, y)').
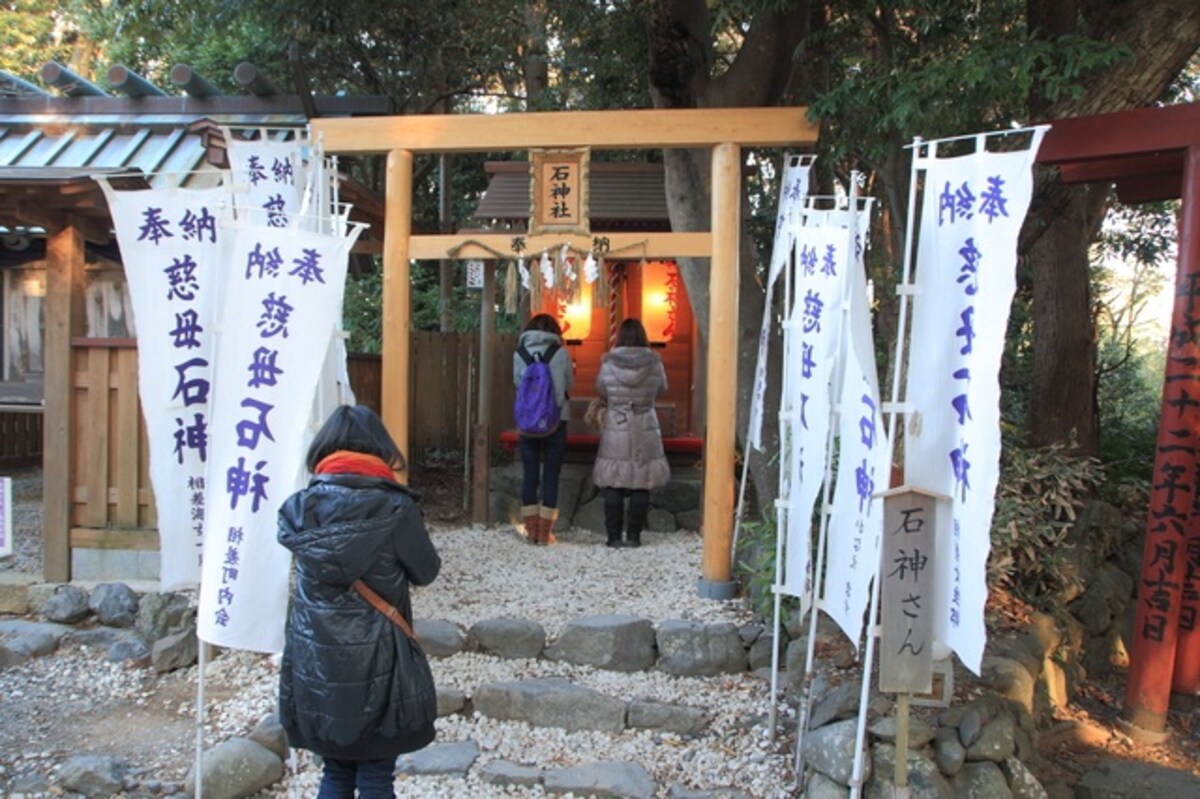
top-left (46, 333), bottom-right (521, 563)
top-left (0, 409), bottom-right (42, 466)
top-left (349, 331), bottom-right (519, 457)
top-left (67, 340), bottom-right (156, 553)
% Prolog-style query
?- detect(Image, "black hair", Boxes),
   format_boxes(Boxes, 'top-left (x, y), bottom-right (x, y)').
top-left (616, 317), bottom-right (648, 348)
top-left (305, 404), bottom-right (407, 472)
top-left (524, 313), bottom-right (562, 336)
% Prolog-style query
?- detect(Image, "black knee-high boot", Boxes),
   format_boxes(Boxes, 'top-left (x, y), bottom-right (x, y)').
top-left (626, 490), bottom-right (649, 547)
top-left (603, 487), bottom-right (624, 547)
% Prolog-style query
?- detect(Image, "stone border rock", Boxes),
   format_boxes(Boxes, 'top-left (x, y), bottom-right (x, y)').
top-left (1, 580), bottom-right (1091, 799)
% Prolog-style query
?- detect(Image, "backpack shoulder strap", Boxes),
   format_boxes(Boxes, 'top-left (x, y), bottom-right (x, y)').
top-left (542, 343), bottom-right (561, 364)
top-left (517, 343), bottom-right (535, 365)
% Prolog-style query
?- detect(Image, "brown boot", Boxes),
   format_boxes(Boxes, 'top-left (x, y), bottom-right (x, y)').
top-left (520, 505), bottom-right (540, 544)
top-left (537, 506), bottom-right (559, 545)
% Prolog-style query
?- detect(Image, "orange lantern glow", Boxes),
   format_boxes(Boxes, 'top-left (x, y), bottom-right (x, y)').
top-left (555, 277), bottom-right (593, 342)
top-left (641, 260), bottom-right (679, 343)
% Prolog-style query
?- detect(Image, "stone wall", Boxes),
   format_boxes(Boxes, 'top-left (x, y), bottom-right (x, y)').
top-left (488, 461), bottom-right (703, 532)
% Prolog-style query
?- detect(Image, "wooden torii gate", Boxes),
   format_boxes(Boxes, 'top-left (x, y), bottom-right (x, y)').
top-left (312, 108), bottom-right (819, 596)
top-left (1038, 101), bottom-right (1200, 740)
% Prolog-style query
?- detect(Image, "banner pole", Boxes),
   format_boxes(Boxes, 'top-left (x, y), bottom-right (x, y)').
top-left (850, 138), bottom-right (925, 799)
top-left (195, 638), bottom-right (207, 799)
top-left (794, 181), bottom-right (867, 788)
top-left (767, 200), bottom-right (801, 742)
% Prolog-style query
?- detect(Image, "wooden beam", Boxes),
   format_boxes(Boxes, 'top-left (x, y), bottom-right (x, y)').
top-left (1057, 151), bottom-right (1185, 185)
top-left (409, 232), bottom-right (713, 261)
top-left (43, 220), bottom-right (87, 582)
top-left (1037, 103), bottom-right (1200, 165)
top-left (701, 142), bottom-right (741, 593)
top-left (70, 527), bottom-right (159, 551)
top-left (1115, 174), bottom-right (1186, 205)
top-left (313, 108), bottom-right (819, 154)
top-left (382, 149), bottom-right (414, 482)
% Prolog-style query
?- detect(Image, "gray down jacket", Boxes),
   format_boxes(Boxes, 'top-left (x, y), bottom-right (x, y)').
top-left (277, 474), bottom-right (440, 760)
top-left (592, 346), bottom-right (671, 490)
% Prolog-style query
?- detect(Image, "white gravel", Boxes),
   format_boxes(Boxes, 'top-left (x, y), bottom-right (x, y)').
top-left (1, 513), bottom-right (802, 798)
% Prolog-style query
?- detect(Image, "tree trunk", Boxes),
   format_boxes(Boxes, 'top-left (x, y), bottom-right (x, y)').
top-left (648, 0), bottom-right (812, 516)
top-left (1023, 0), bottom-right (1200, 452)
top-left (1025, 181), bottom-right (1108, 450)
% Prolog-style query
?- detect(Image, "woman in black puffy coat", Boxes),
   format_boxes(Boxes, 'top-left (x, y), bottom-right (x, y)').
top-left (277, 405), bottom-right (441, 799)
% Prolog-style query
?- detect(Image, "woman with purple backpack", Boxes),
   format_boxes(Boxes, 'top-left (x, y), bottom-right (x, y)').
top-left (512, 313), bottom-right (573, 544)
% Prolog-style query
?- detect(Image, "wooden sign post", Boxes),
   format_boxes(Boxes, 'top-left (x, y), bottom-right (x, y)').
top-left (879, 485), bottom-right (948, 794)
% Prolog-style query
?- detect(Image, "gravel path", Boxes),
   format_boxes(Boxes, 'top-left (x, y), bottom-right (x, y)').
top-left (1, 477), bottom-right (799, 798)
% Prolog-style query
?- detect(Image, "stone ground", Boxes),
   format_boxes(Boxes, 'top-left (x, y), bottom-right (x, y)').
top-left (1, 459), bottom-right (1198, 797)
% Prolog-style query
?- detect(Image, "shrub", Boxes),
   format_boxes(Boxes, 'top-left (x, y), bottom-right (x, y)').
top-left (989, 443), bottom-right (1105, 609)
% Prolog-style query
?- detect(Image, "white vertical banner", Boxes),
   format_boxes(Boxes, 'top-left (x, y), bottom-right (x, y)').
top-left (97, 183), bottom-right (231, 590)
top-left (749, 155), bottom-right (814, 450)
top-left (902, 129), bottom-right (1046, 673)
top-left (197, 222), bottom-right (361, 653)
top-left (824, 233), bottom-right (889, 649)
top-left (780, 219), bottom-right (854, 597)
top-left (226, 136), bottom-right (308, 228)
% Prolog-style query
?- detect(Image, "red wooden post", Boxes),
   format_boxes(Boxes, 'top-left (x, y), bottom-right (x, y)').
top-left (1171, 146), bottom-right (1200, 696)
top-left (1123, 144), bottom-right (1200, 735)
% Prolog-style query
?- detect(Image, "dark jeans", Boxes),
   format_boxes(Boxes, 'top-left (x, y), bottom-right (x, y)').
top-left (518, 423), bottom-right (567, 508)
top-left (317, 756), bottom-right (396, 799)
top-left (603, 487), bottom-right (650, 534)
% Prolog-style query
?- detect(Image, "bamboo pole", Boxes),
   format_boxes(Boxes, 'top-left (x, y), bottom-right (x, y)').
top-left (699, 142), bottom-right (740, 597)
top-left (382, 149), bottom-right (413, 482)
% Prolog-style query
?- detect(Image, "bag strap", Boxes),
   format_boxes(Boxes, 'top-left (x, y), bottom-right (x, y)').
top-left (352, 579), bottom-right (416, 640)
top-left (518, 342), bottom-right (559, 365)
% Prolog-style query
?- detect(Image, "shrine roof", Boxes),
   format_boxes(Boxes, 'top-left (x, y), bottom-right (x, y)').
top-left (473, 160), bottom-right (670, 230)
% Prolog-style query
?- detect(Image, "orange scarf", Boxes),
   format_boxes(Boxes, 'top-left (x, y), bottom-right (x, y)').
top-left (314, 450), bottom-right (396, 481)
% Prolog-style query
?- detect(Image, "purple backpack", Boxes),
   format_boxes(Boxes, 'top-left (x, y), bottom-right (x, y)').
top-left (514, 342), bottom-right (562, 437)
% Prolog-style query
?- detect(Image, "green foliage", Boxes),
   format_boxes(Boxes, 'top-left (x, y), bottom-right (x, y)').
top-left (68, 0), bottom-right (285, 91)
top-left (341, 259), bottom-right (523, 353)
top-left (1, 0), bottom-right (81, 78)
top-left (989, 443), bottom-right (1105, 609)
top-left (342, 265), bottom-right (383, 354)
top-left (1091, 199), bottom-right (1174, 485)
top-left (734, 516), bottom-right (786, 624)
top-left (1094, 335), bottom-right (1163, 482)
top-left (1099, 202), bottom-right (1178, 271)
top-left (809, 3), bottom-right (1129, 169)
